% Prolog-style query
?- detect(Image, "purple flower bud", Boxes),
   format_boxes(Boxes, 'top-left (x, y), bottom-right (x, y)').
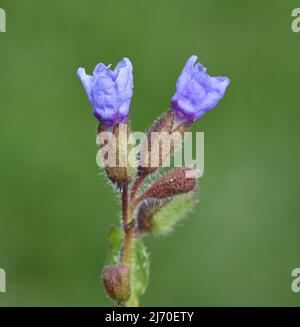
top-left (171, 55), bottom-right (230, 123)
top-left (77, 58), bottom-right (133, 127)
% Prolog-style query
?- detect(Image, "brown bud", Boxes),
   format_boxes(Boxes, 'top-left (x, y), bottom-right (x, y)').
top-left (136, 200), bottom-right (161, 235)
top-left (138, 111), bottom-right (190, 177)
top-left (102, 264), bottom-right (131, 303)
top-left (137, 191), bottom-right (197, 235)
top-left (136, 167), bottom-right (197, 203)
top-left (98, 122), bottom-right (135, 184)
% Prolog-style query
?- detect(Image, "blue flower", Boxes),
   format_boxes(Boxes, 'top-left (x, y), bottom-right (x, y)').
top-left (77, 58), bottom-right (133, 127)
top-left (171, 55), bottom-right (230, 123)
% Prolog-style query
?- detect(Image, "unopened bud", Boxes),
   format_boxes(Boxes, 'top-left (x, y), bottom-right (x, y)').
top-left (136, 167), bottom-right (197, 203)
top-left (98, 122), bottom-right (135, 184)
top-left (103, 264), bottom-right (131, 303)
top-left (138, 111), bottom-right (189, 176)
top-left (136, 201), bottom-right (160, 235)
top-left (137, 191), bottom-right (197, 235)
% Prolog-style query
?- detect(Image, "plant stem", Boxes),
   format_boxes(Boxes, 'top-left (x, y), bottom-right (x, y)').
top-left (121, 183), bottom-right (134, 266)
top-left (130, 175), bottom-right (145, 201)
top-left (122, 183), bottom-right (129, 225)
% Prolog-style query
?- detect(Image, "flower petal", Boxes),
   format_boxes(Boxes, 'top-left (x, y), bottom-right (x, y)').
top-left (77, 68), bottom-right (94, 106)
top-left (171, 56), bottom-right (230, 123)
top-left (77, 58), bottom-right (133, 126)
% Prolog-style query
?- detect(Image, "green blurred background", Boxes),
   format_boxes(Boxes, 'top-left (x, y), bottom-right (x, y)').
top-left (0, 0), bottom-right (300, 306)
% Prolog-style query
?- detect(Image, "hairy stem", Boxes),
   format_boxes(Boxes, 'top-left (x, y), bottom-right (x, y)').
top-left (122, 183), bottom-right (129, 225)
top-left (121, 183), bottom-right (134, 266)
top-left (130, 175), bottom-right (146, 201)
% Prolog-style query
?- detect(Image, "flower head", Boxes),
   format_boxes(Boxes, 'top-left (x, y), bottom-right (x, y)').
top-left (171, 55), bottom-right (230, 123)
top-left (77, 58), bottom-right (133, 127)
